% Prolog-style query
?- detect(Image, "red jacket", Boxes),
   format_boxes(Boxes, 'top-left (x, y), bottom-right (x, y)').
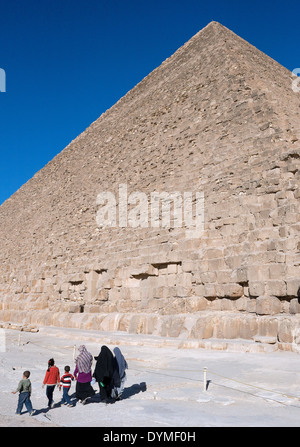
top-left (43, 366), bottom-right (60, 385)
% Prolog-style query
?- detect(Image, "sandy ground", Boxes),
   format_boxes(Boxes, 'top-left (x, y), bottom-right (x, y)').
top-left (1, 326), bottom-right (300, 428)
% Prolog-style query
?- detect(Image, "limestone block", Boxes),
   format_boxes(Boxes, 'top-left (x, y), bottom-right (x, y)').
top-left (286, 280), bottom-right (300, 297)
top-left (257, 317), bottom-right (278, 338)
top-left (265, 280), bottom-right (286, 297)
top-left (216, 270), bottom-right (232, 284)
top-left (123, 277), bottom-right (141, 288)
top-left (185, 296), bottom-right (208, 312)
top-left (117, 300), bottom-right (136, 313)
top-left (225, 255), bottom-right (243, 270)
top-left (190, 316), bottom-right (214, 339)
top-left (130, 264), bottom-right (158, 277)
top-left (161, 316), bottom-right (185, 338)
top-left (181, 261), bottom-right (194, 272)
top-left (167, 263), bottom-right (178, 274)
top-left (128, 288), bottom-right (141, 301)
top-left (289, 299), bottom-right (300, 314)
top-left (203, 283), bottom-right (217, 298)
top-left (102, 301), bottom-right (117, 313)
top-left (256, 295), bottom-right (281, 315)
top-left (217, 283), bottom-right (244, 298)
top-left (199, 271), bottom-right (217, 283)
top-left (68, 304), bottom-right (82, 313)
top-left (167, 273), bottom-right (176, 287)
top-left (210, 299), bottom-right (222, 311)
top-left (148, 298), bottom-right (167, 311)
top-left (95, 289), bottom-right (109, 301)
top-left (239, 316), bottom-right (258, 339)
top-left (247, 265), bottom-right (269, 282)
top-left (220, 298), bottom-right (237, 311)
top-left (84, 304), bottom-right (102, 313)
top-left (170, 285), bottom-right (192, 297)
top-left (114, 277), bottom-right (123, 288)
top-left (163, 298), bottom-right (187, 314)
top-left (69, 273), bottom-right (85, 284)
top-left (194, 284), bottom-right (205, 296)
top-left (140, 287), bottom-right (154, 301)
top-left (235, 296), bottom-right (249, 312)
top-left (269, 264), bottom-right (286, 279)
top-left (177, 272), bottom-right (193, 288)
top-left (157, 275), bottom-right (167, 287)
top-left (249, 281), bottom-right (265, 297)
top-left (215, 316), bottom-right (240, 339)
top-left (108, 288), bottom-right (122, 302)
top-left (60, 290), bottom-right (69, 300)
top-left (85, 270), bottom-right (98, 302)
top-left (278, 319), bottom-right (294, 344)
top-left (207, 258), bottom-right (226, 271)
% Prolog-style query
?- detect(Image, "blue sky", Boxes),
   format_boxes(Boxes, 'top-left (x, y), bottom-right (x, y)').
top-left (0, 0), bottom-right (299, 205)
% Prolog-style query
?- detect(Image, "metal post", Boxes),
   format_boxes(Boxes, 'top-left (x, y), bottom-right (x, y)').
top-left (73, 345), bottom-right (76, 361)
top-left (203, 367), bottom-right (207, 392)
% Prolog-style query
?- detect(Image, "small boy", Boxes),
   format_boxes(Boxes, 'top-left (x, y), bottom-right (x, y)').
top-left (12, 370), bottom-right (35, 416)
top-left (59, 365), bottom-right (74, 407)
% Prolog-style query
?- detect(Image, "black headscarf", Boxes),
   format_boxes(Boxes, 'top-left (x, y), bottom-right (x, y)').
top-left (93, 345), bottom-right (114, 385)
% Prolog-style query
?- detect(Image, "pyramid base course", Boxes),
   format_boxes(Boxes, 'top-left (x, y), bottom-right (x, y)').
top-left (1, 305), bottom-right (300, 353)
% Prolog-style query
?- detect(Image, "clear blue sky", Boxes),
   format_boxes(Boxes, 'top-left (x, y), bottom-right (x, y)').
top-left (0, 0), bottom-right (299, 205)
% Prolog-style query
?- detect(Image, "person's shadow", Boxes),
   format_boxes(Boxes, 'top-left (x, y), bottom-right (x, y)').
top-left (85, 382), bottom-right (147, 405)
top-left (121, 382), bottom-right (147, 400)
top-left (33, 383), bottom-right (147, 412)
top-left (33, 392), bottom-right (79, 415)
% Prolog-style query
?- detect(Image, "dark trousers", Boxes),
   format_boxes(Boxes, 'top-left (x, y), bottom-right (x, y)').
top-left (46, 385), bottom-right (55, 407)
top-left (99, 382), bottom-right (111, 400)
top-left (16, 392), bottom-right (33, 414)
top-left (75, 381), bottom-right (95, 401)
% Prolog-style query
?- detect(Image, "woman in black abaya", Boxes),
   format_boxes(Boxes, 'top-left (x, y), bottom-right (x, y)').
top-left (93, 345), bottom-right (115, 402)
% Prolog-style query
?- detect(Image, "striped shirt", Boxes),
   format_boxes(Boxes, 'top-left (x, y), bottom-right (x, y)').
top-left (60, 373), bottom-right (74, 388)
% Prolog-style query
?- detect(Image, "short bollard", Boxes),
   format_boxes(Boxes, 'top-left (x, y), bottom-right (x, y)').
top-left (203, 367), bottom-right (207, 392)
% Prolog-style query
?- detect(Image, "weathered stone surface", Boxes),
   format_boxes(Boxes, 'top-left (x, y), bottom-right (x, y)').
top-left (256, 296), bottom-right (281, 315)
top-left (0, 22), bottom-right (299, 351)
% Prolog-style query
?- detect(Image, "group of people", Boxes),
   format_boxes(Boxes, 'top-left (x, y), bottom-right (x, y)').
top-left (12, 344), bottom-right (128, 415)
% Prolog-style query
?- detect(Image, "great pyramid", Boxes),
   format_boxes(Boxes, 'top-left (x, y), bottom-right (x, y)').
top-left (0, 22), bottom-right (299, 350)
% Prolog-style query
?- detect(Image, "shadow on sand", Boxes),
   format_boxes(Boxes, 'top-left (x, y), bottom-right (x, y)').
top-left (33, 382), bottom-right (147, 413)
top-left (86, 382), bottom-right (147, 404)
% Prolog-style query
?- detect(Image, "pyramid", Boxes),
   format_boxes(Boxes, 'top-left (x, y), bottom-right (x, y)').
top-left (0, 22), bottom-right (299, 350)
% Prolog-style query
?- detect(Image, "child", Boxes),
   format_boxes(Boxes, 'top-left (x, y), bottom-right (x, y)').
top-left (42, 358), bottom-right (60, 408)
top-left (12, 370), bottom-right (35, 416)
top-left (59, 365), bottom-right (74, 407)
